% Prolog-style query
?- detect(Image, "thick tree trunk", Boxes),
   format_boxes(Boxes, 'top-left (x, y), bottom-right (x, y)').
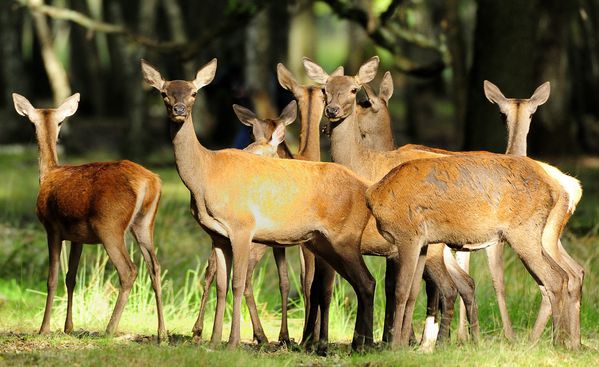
top-left (464, 0), bottom-right (541, 152)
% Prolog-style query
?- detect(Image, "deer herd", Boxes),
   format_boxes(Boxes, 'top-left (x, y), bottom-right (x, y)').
top-left (10, 55), bottom-right (583, 353)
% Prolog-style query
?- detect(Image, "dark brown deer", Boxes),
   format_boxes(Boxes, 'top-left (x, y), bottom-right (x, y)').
top-left (12, 93), bottom-right (165, 340)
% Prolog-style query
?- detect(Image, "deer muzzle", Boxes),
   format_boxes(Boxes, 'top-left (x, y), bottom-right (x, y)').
top-left (173, 103), bottom-right (186, 116)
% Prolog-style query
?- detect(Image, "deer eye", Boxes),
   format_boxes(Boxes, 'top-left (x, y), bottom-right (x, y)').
top-left (499, 112), bottom-right (507, 121)
top-left (161, 92), bottom-right (168, 98)
top-left (191, 92), bottom-right (197, 98)
top-left (351, 88), bottom-right (358, 94)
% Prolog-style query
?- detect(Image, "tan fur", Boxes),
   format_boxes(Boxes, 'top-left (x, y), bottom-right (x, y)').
top-left (142, 59), bottom-right (376, 350)
top-left (12, 93), bottom-right (166, 340)
top-left (303, 57), bottom-right (480, 346)
top-left (367, 153), bottom-right (581, 349)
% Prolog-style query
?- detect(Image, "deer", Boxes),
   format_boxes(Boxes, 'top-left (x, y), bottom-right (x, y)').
top-left (452, 80), bottom-right (585, 343)
top-left (192, 101), bottom-right (295, 345)
top-left (303, 56), bottom-right (480, 349)
top-left (12, 93), bottom-right (166, 340)
top-left (141, 58), bottom-right (376, 350)
top-left (366, 152), bottom-right (582, 349)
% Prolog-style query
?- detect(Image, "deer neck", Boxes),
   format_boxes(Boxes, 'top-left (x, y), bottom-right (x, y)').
top-left (36, 122), bottom-right (59, 181)
top-left (329, 107), bottom-right (368, 174)
top-left (169, 113), bottom-right (212, 190)
top-left (297, 88), bottom-right (323, 161)
top-left (505, 128), bottom-right (528, 156)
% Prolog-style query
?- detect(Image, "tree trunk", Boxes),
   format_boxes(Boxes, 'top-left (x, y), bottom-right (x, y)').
top-left (463, 0), bottom-right (541, 152)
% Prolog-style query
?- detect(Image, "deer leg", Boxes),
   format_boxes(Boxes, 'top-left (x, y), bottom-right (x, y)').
top-left (39, 231), bottom-right (62, 334)
top-left (211, 241), bottom-right (232, 345)
top-left (401, 248), bottom-right (428, 346)
top-left (382, 255), bottom-right (399, 344)
top-left (64, 242), bottom-right (83, 334)
top-left (227, 230), bottom-right (252, 348)
top-left (314, 257), bottom-right (335, 355)
top-left (103, 234), bottom-right (138, 335)
top-left (486, 242), bottom-right (516, 341)
top-left (131, 224), bottom-right (166, 342)
top-left (273, 247), bottom-right (291, 345)
top-left (300, 245), bottom-right (319, 342)
top-left (420, 271), bottom-right (441, 353)
top-left (390, 238), bottom-right (426, 348)
top-left (192, 248), bottom-right (217, 342)
top-left (445, 248), bottom-right (479, 343)
top-left (454, 251), bottom-right (471, 341)
top-left (243, 243), bottom-right (269, 345)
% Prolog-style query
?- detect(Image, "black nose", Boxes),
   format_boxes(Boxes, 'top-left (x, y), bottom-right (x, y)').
top-left (325, 106), bottom-right (339, 118)
top-left (173, 104), bottom-right (186, 115)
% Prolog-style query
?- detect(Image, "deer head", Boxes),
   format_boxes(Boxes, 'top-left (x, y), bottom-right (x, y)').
top-left (361, 71), bottom-right (393, 113)
top-left (233, 100), bottom-right (297, 157)
top-left (303, 56), bottom-right (379, 122)
top-left (141, 58), bottom-right (217, 123)
top-left (13, 93), bottom-right (80, 138)
top-left (484, 80), bottom-right (550, 156)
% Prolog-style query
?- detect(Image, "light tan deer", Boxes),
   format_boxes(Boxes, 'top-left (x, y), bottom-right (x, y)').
top-left (12, 93), bottom-right (165, 340)
top-left (141, 58), bottom-right (376, 350)
top-left (454, 80), bottom-right (585, 343)
top-left (192, 102), bottom-right (295, 345)
top-left (366, 153), bottom-right (582, 349)
top-left (355, 72), bottom-right (395, 152)
top-left (303, 57), bottom-right (480, 348)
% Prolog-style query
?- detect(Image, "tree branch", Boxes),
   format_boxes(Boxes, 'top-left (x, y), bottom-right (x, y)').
top-left (16, 0), bottom-right (265, 59)
top-left (321, 0), bottom-right (445, 76)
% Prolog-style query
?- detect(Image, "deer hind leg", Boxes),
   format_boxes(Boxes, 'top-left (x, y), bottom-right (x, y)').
top-left (130, 220), bottom-right (166, 341)
top-left (226, 229), bottom-right (253, 349)
top-left (485, 242), bottom-right (515, 341)
top-left (315, 257), bottom-right (336, 355)
top-left (273, 247), bottom-right (291, 345)
top-left (102, 233), bottom-right (138, 335)
top-left (210, 238), bottom-right (232, 345)
top-left (508, 229), bottom-right (569, 347)
top-left (382, 255), bottom-right (400, 344)
top-left (192, 248), bottom-right (217, 342)
top-left (64, 242), bottom-right (83, 334)
top-left (39, 231), bottom-right (62, 334)
top-left (421, 270), bottom-right (441, 353)
top-left (444, 247), bottom-right (479, 343)
top-left (402, 248), bottom-right (428, 347)
top-left (243, 242), bottom-right (269, 345)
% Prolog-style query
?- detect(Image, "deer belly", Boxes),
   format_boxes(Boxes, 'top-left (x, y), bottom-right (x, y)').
top-left (57, 221), bottom-right (101, 244)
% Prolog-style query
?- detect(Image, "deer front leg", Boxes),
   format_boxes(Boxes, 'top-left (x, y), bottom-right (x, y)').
top-left (273, 247), bottom-right (291, 345)
top-left (39, 231), bottom-right (62, 334)
top-left (227, 230), bottom-right (252, 349)
top-left (486, 242), bottom-right (515, 341)
top-left (192, 248), bottom-right (217, 342)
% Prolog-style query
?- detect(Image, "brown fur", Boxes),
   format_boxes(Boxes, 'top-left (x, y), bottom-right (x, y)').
top-left (12, 93), bottom-right (166, 340)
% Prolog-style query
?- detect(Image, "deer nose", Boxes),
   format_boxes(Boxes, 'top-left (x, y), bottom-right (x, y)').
top-left (173, 103), bottom-right (186, 115)
top-left (325, 106), bottom-right (339, 118)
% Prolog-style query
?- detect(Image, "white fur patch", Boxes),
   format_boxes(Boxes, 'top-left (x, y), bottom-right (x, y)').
top-left (537, 162), bottom-right (582, 213)
top-left (420, 316), bottom-right (439, 353)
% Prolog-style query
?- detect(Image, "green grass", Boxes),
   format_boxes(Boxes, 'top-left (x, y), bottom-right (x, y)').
top-left (0, 147), bottom-right (598, 366)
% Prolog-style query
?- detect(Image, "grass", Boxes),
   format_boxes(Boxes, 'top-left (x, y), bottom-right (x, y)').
top-left (0, 146), bottom-right (598, 366)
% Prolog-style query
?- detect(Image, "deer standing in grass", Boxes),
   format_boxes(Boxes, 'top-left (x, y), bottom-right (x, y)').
top-left (12, 93), bottom-right (165, 340)
top-left (366, 153), bottom-right (582, 349)
top-left (192, 101), bottom-right (296, 345)
top-left (141, 58), bottom-right (376, 350)
top-left (453, 80), bottom-right (584, 343)
top-left (303, 57), bottom-right (480, 348)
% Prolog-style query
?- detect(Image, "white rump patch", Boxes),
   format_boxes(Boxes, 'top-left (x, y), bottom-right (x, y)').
top-left (537, 162), bottom-right (582, 213)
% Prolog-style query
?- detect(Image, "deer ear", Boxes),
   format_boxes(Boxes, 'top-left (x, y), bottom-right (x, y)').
top-left (269, 122), bottom-right (286, 147)
top-left (379, 71), bottom-right (394, 104)
top-left (277, 63), bottom-right (299, 93)
top-left (12, 93), bottom-right (35, 118)
top-left (232, 104), bottom-right (258, 127)
top-left (141, 59), bottom-right (165, 91)
top-left (483, 80), bottom-right (507, 105)
top-left (331, 65), bottom-right (344, 77)
top-left (55, 93), bottom-right (80, 121)
top-left (530, 81), bottom-right (550, 107)
top-left (302, 57), bottom-right (329, 85)
top-left (193, 58), bottom-right (217, 90)
top-left (355, 56), bottom-right (379, 85)
top-left (278, 100), bottom-right (297, 126)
